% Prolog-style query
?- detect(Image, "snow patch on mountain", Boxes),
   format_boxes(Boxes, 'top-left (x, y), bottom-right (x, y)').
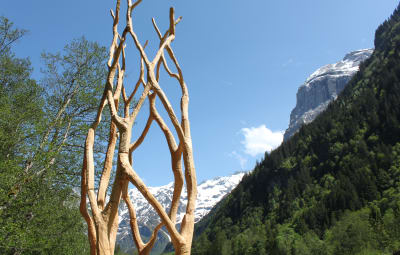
top-left (116, 172), bottom-right (245, 253)
top-left (284, 49), bottom-right (373, 141)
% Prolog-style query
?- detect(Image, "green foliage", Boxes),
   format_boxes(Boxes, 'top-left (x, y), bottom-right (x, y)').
top-left (324, 209), bottom-right (376, 254)
top-left (192, 3), bottom-right (400, 255)
top-left (39, 36), bottom-right (109, 187)
top-left (0, 17), bottom-right (26, 56)
top-left (0, 16), bottom-right (108, 254)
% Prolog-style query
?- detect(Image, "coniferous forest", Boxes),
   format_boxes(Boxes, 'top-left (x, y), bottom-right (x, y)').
top-left (190, 3), bottom-right (400, 255)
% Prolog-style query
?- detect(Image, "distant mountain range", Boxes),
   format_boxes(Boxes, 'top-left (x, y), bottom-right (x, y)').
top-left (116, 172), bottom-right (245, 254)
top-left (284, 48), bottom-right (373, 140)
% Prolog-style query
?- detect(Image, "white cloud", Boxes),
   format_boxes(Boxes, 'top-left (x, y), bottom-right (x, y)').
top-left (241, 125), bottom-right (283, 157)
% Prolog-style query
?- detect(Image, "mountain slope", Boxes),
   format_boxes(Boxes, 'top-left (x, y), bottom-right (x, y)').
top-left (191, 4), bottom-right (400, 255)
top-left (284, 49), bottom-right (373, 140)
top-left (116, 172), bottom-right (245, 254)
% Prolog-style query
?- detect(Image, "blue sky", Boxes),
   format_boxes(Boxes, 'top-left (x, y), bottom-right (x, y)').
top-left (2, 0), bottom-right (399, 186)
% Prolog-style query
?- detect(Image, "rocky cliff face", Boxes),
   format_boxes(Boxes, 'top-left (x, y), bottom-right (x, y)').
top-left (116, 172), bottom-right (245, 254)
top-left (284, 49), bottom-right (373, 141)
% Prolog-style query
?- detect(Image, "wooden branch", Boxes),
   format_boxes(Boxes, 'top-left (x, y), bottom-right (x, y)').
top-left (129, 113), bottom-right (153, 153)
top-left (151, 124), bottom-right (184, 225)
top-left (81, 0), bottom-right (129, 252)
top-left (83, 86), bottom-right (110, 225)
top-left (122, 84), bottom-right (128, 102)
top-left (141, 223), bottom-right (163, 255)
top-left (122, 180), bottom-right (144, 250)
top-left (151, 18), bottom-right (162, 40)
top-left (148, 93), bottom-right (177, 152)
top-left (156, 55), bottom-right (162, 81)
top-left (169, 8), bottom-right (175, 36)
top-left (129, 80), bottom-right (152, 123)
top-left (169, 150), bottom-right (183, 224)
top-left (152, 9), bottom-right (197, 242)
top-left (126, 67), bottom-right (143, 106)
top-left (153, 13), bottom-right (187, 105)
top-left (110, 9), bottom-right (115, 21)
top-left (119, 153), bottom-right (185, 244)
top-left (115, 62), bottom-right (125, 102)
top-left (126, 0), bottom-right (151, 68)
top-left (161, 54), bottom-right (179, 80)
top-left (105, 40), bottom-right (126, 127)
top-left (108, 0), bottom-right (121, 69)
top-left (80, 155), bottom-right (97, 255)
top-left (126, 40), bottom-right (148, 107)
top-left (129, 0), bottom-right (142, 13)
top-left (105, 0), bottom-right (133, 128)
top-left (103, 164), bottom-right (124, 251)
top-left (147, 49), bottom-right (191, 229)
top-left (97, 61), bottom-right (125, 210)
top-left (162, 56), bottom-right (196, 227)
top-left (81, 0), bottom-right (123, 243)
top-left (151, 80), bottom-right (184, 141)
top-left (122, 85), bottom-right (130, 117)
top-left (151, 14), bottom-right (188, 140)
top-left (151, 34), bottom-right (175, 67)
top-left (96, 120), bottom-right (118, 210)
top-left (86, 128), bottom-right (102, 223)
top-left (166, 46), bottom-right (184, 83)
top-left (148, 93), bottom-right (183, 224)
top-left (121, 44), bottom-right (126, 72)
top-left (127, 1), bottom-right (177, 69)
top-left (152, 16), bottom-right (182, 42)
top-left (164, 50), bottom-right (197, 235)
top-left (143, 40), bottom-right (149, 51)
top-left (122, 179), bottom-right (163, 255)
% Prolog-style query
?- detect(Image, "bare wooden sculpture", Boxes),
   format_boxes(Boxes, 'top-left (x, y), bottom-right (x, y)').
top-left (80, 0), bottom-right (197, 254)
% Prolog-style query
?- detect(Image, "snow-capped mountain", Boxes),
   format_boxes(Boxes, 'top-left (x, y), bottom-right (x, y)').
top-left (116, 172), bottom-right (245, 254)
top-left (283, 49), bottom-right (373, 140)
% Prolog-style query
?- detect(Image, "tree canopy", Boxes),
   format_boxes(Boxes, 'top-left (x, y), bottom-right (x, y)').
top-left (0, 17), bottom-right (109, 254)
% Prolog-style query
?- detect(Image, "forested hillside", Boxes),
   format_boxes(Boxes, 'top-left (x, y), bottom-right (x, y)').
top-left (191, 4), bottom-right (400, 255)
top-left (0, 17), bottom-right (109, 254)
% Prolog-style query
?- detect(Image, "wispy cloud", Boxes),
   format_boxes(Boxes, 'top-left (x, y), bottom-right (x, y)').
top-left (282, 58), bottom-right (294, 67)
top-left (229, 150), bottom-right (248, 170)
top-left (241, 125), bottom-right (283, 157)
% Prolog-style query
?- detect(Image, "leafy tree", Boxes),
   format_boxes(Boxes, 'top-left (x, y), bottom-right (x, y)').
top-left (324, 209), bottom-right (377, 254)
top-left (0, 17), bottom-right (26, 56)
top-left (0, 17), bottom-right (108, 254)
top-left (39, 36), bottom-right (109, 187)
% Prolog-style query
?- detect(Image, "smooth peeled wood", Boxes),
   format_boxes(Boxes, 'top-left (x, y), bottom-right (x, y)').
top-left (80, 1), bottom-right (197, 254)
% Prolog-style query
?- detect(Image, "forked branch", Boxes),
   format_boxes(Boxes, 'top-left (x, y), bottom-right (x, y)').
top-left (81, 1), bottom-right (197, 254)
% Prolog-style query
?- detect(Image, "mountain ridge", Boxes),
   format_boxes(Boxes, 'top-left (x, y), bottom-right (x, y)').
top-left (284, 48), bottom-right (373, 140)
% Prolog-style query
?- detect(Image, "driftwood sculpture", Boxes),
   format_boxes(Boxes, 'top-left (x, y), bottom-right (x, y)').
top-left (80, 0), bottom-right (197, 254)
